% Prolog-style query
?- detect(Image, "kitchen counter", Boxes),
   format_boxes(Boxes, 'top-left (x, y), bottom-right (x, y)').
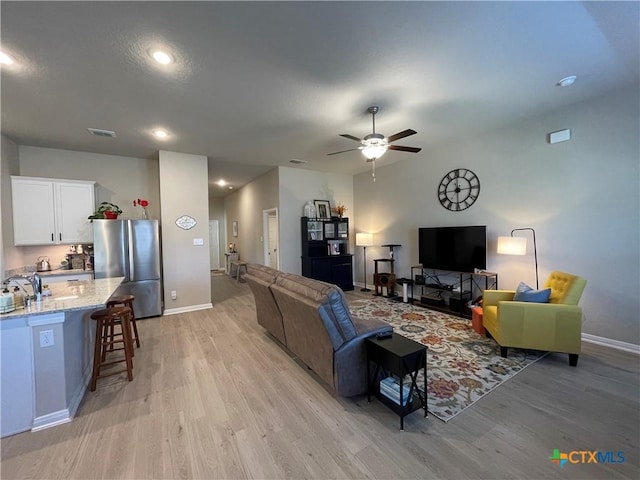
top-left (1, 276), bottom-right (125, 438)
top-left (0, 277), bottom-right (123, 320)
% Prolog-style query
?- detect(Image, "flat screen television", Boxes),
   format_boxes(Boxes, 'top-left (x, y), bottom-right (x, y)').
top-left (418, 225), bottom-right (487, 272)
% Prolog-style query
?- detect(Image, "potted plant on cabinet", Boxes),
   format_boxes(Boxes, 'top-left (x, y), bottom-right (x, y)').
top-left (88, 202), bottom-right (123, 220)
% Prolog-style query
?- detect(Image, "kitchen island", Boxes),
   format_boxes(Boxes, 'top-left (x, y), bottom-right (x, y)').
top-left (1, 277), bottom-right (124, 438)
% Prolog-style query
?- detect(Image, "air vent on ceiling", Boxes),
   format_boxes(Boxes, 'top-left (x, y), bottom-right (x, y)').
top-left (88, 128), bottom-right (116, 138)
top-left (289, 158), bottom-right (307, 164)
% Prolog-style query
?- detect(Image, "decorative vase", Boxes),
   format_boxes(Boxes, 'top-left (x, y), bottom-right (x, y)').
top-left (104, 211), bottom-right (118, 219)
top-left (142, 207), bottom-right (148, 220)
top-left (303, 201), bottom-right (316, 219)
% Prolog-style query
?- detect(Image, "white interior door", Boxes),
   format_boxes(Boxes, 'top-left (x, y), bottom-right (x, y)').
top-left (263, 208), bottom-right (279, 269)
top-left (209, 220), bottom-right (220, 270)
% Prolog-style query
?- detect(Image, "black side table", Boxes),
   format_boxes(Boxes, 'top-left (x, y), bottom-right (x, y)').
top-left (366, 333), bottom-right (427, 430)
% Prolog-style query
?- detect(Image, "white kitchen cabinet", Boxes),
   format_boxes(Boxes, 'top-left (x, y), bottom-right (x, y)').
top-left (11, 176), bottom-right (95, 245)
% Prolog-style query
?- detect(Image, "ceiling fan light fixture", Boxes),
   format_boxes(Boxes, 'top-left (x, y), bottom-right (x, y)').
top-left (362, 133), bottom-right (388, 159)
top-left (362, 144), bottom-right (387, 160)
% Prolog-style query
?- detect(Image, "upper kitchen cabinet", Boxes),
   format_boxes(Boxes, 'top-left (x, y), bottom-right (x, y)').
top-left (11, 176), bottom-right (95, 245)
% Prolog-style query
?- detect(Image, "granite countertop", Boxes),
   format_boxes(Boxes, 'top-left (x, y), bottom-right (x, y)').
top-left (0, 277), bottom-right (124, 320)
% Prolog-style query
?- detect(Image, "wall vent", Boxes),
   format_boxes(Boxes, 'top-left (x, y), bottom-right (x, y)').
top-left (289, 158), bottom-right (307, 164)
top-left (88, 128), bottom-right (116, 138)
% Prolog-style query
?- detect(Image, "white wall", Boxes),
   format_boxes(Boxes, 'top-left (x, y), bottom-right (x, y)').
top-left (3, 146), bottom-right (161, 272)
top-left (223, 166), bottom-right (354, 275)
top-left (224, 168), bottom-right (279, 266)
top-left (208, 196), bottom-right (226, 269)
top-left (278, 166), bottom-right (354, 274)
top-left (0, 135), bottom-right (21, 275)
top-left (354, 86), bottom-right (639, 345)
top-left (159, 151), bottom-right (211, 313)
top-left (18, 146), bottom-right (160, 220)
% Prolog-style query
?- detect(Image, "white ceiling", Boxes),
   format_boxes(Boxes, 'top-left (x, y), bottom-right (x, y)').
top-left (1, 1), bottom-right (638, 197)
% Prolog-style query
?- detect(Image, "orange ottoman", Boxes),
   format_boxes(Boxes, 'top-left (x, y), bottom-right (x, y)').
top-left (471, 307), bottom-right (485, 335)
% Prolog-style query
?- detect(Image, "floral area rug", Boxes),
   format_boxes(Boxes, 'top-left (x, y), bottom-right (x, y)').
top-left (350, 297), bottom-right (547, 422)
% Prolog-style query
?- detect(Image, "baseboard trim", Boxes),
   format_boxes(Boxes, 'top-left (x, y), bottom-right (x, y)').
top-left (582, 333), bottom-right (640, 355)
top-left (31, 409), bottom-right (71, 432)
top-left (163, 303), bottom-right (213, 316)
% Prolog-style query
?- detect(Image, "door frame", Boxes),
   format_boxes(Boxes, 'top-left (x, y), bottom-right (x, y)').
top-left (262, 208), bottom-right (279, 269)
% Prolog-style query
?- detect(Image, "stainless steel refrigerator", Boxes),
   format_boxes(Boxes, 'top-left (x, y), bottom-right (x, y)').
top-left (93, 219), bottom-right (163, 318)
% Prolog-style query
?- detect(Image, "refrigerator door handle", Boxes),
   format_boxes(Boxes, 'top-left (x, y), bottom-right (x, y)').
top-left (128, 222), bottom-right (135, 281)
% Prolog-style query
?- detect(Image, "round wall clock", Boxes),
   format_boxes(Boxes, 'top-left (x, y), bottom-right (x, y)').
top-left (438, 168), bottom-right (480, 211)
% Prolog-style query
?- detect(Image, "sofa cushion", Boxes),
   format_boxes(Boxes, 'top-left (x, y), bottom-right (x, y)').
top-left (246, 263), bottom-right (279, 283)
top-left (513, 281), bottom-right (551, 303)
top-left (275, 273), bottom-right (357, 348)
top-left (318, 287), bottom-right (358, 341)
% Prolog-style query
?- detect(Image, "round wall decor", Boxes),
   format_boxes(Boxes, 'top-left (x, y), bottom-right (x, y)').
top-left (438, 168), bottom-right (480, 211)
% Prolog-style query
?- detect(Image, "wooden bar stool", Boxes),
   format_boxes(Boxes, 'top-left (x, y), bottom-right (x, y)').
top-left (89, 306), bottom-right (134, 392)
top-left (106, 294), bottom-right (140, 350)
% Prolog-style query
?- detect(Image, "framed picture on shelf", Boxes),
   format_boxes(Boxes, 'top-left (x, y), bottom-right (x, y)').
top-left (308, 221), bottom-right (323, 241)
top-left (314, 200), bottom-right (331, 220)
top-left (232, 221), bottom-right (238, 237)
top-left (324, 222), bottom-right (335, 239)
top-left (328, 241), bottom-right (341, 255)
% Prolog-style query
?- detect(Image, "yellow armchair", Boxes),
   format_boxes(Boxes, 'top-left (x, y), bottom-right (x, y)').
top-left (483, 271), bottom-right (587, 366)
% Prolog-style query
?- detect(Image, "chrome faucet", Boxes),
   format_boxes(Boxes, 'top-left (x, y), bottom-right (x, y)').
top-left (4, 273), bottom-right (42, 301)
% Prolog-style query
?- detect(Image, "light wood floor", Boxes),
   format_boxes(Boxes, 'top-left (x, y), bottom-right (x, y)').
top-left (1, 273), bottom-right (638, 479)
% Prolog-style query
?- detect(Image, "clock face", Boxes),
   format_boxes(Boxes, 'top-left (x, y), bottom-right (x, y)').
top-left (438, 168), bottom-right (480, 211)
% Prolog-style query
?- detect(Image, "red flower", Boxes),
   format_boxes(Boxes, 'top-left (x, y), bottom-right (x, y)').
top-left (133, 198), bottom-right (149, 207)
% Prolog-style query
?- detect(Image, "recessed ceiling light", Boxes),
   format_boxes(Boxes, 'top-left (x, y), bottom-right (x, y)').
top-left (557, 75), bottom-right (577, 87)
top-left (228, 186), bottom-right (234, 190)
top-left (151, 50), bottom-right (173, 65)
top-left (0, 51), bottom-right (14, 65)
top-left (217, 179), bottom-right (227, 187)
top-left (152, 129), bottom-right (169, 140)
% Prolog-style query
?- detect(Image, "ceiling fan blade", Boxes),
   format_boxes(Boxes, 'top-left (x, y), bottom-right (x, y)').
top-left (387, 129), bottom-right (417, 143)
top-left (327, 147), bottom-right (363, 156)
top-left (339, 134), bottom-right (362, 142)
top-left (388, 145), bottom-right (422, 153)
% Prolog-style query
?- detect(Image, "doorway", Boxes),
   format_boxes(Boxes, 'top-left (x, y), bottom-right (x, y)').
top-left (263, 208), bottom-right (279, 269)
top-left (209, 220), bottom-right (220, 270)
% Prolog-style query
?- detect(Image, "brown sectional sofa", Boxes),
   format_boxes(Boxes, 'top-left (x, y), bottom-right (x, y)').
top-left (244, 263), bottom-right (392, 397)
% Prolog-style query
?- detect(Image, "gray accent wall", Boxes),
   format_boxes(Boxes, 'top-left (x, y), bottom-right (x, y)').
top-left (159, 150), bottom-right (211, 312)
top-left (354, 86), bottom-right (639, 345)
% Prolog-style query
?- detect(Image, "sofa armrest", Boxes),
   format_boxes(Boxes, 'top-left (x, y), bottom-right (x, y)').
top-left (484, 290), bottom-right (515, 306)
top-left (352, 315), bottom-right (393, 336)
top-left (333, 317), bottom-right (392, 397)
top-left (496, 301), bottom-right (583, 353)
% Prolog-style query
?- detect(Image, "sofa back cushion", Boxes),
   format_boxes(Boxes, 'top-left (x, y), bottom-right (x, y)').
top-left (544, 271), bottom-right (587, 305)
top-left (246, 263), bottom-right (279, 283)
top-left (274, 273), bottom-right (357, 349)
top-left (244, 263), bottom-right (286, 344)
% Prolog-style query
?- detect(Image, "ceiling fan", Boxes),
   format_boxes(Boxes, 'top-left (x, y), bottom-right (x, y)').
top-left (327, 106), bottom-right (422, 163)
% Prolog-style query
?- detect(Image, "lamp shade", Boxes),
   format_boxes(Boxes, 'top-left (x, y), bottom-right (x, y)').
top-left (497, 236), bottom-right (527, 255)
top-left (356, 232), bottom-right (374, 247)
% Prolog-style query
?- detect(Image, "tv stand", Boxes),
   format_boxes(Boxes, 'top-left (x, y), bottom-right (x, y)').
top-left (411, 266), bottom-right (498, 318)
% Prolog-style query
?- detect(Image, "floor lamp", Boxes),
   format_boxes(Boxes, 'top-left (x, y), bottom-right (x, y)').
top-left (497, 227), bottom-right (539, 289)
top-left (356, 232), bottom-right (374, 292)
